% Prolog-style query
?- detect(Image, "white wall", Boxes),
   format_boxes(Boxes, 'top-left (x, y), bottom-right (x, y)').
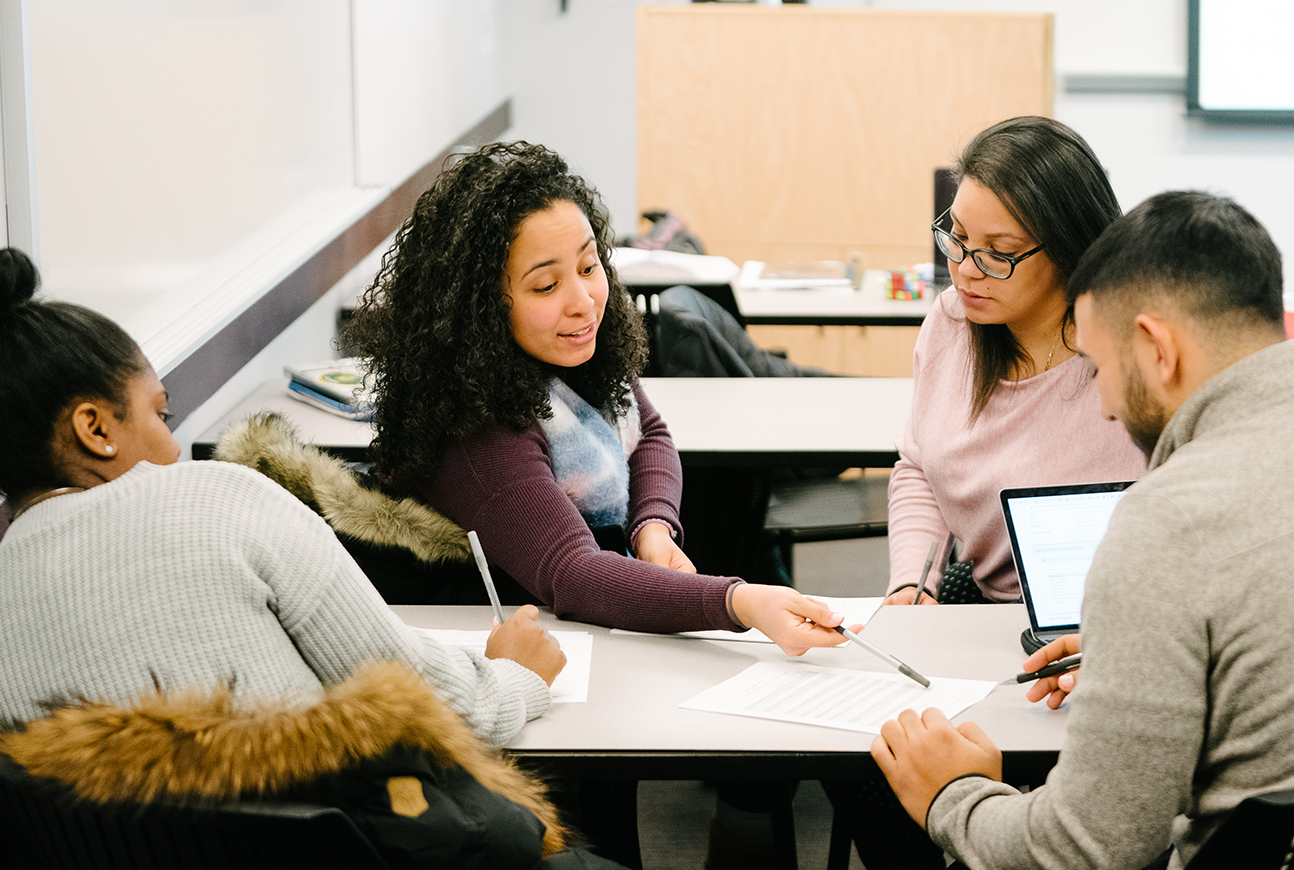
top-left (507, 0), bottom-right (1294, 295)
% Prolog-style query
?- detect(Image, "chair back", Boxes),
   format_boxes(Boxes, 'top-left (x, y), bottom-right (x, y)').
top-left (1184, 788), bottom-right (1294, 869)
top-left (0, 755), bottom-right (393, 870)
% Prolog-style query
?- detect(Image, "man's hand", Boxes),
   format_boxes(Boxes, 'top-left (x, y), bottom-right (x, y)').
top-left (635, 521), bottom-right (696, 573)
top-left (1023, 633), bottom-right (1082, 709)
top-left (484, 604), bottom-right (566, 686)
top-left (730, 585), bottom-right (855, 655)
top-left (872, 708), bottom-right (1003, 827)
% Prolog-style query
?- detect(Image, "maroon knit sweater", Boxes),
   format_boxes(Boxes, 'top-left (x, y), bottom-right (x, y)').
top-left (405, 382), bottom-right (744, 633)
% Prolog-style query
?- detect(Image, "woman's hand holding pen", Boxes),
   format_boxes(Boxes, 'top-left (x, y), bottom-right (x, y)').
top-left (883, 586), bottom-right (940, 606)
top-left (730, 585), bottom-right (860, 656)
top-left (635, 521), bottom-right (696, 573)
top-left (485, 605), bottom-right (567, 687)
top-left (1023, 634), bottom-right (1082, 709)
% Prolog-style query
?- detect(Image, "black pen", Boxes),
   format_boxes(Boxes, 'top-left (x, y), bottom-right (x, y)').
top-left (1010, 653), bottom-right (1082, 684)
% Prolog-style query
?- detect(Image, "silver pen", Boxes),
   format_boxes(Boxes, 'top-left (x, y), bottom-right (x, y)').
top-left (911, 538), bottom-right (938, 604)
top-left (833, 625), bottom-right (930, 688)
top-left (467, 530), bottom-right (506, 625)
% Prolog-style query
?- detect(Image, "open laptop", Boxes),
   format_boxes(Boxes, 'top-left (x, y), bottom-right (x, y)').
top-left (1000, 481), bottom-right (1136, 653)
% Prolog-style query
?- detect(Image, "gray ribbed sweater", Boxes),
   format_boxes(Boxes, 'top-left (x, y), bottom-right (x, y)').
top-left (928, 340), bottom-right (1294, 869)
top-left (0, 460), bottom-right (549, 746)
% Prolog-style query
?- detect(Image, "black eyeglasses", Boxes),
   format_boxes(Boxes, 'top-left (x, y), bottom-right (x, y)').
top-left (931, 207), bottom-right (1045, 280)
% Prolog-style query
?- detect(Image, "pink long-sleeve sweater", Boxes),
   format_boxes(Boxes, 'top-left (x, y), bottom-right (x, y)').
top-left (887, 293), bottom-right (1147, 602)
top-left (404, 380), bottom-right (744, 633)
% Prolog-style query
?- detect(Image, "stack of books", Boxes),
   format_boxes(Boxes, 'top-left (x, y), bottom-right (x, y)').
top-left (284, 358), bottom-right (374, 421)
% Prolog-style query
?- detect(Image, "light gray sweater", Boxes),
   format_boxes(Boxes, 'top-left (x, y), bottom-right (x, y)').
top-left (929, 339), bottom-right (1294, 870)
top-left (0, 460), bottom-right (549, 746)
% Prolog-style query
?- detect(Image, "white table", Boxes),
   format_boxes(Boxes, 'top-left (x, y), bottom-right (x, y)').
top-left (639, 376), bottom-right (911, 468)
top-left (395, 603), bottom-right (1065, 783)
top-left (735, 270), bottom-right (938, 327)
top-left (192, 376), bottom-right (913, 469)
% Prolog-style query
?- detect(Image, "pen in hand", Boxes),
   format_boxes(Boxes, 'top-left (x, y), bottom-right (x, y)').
top-left (911, 538), bottom-right (938, 604)
top-left (833, 625), bottom-right (930, 688)
top-left (1008, 653), bottom-right (1082, 684)
top-left (467, 530), bottom-right (506, 626)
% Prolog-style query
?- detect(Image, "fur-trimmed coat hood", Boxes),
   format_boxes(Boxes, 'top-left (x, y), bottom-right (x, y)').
top-left (0, 661), bottom-right (565, 861)
top-left (212, 412), bottom-right (472, 566)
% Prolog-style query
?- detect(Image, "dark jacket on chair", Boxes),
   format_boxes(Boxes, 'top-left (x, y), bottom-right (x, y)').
top-left (0, 661), bottom-right (611, 869)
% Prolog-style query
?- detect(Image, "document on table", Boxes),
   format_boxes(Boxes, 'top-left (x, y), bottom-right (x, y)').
top-left (609, 596), bottom-right (884, 644)
top-left (680, 661), bottom-right (995, 734)
top-left (409, 627), bottom-right (592, 703)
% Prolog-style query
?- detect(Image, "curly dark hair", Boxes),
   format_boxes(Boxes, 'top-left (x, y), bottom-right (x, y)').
top-left (344, 141), bottom-right (648, 478)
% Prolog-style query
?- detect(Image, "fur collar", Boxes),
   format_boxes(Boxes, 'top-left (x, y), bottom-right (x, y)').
top-left (213, 413), bottom-right (471, 566)
top-left (0, 661), bottom-right (563, 854)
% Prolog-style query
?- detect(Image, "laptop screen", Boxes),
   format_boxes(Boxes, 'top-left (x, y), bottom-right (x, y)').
top-left (1001, 482), bottom-right (1135, 633)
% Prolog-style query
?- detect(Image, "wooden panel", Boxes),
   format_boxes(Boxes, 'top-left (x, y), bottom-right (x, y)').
top-left (748, 324), bottom-right (918, 378)
top-left (638, 6), bottom-right (1053, 268)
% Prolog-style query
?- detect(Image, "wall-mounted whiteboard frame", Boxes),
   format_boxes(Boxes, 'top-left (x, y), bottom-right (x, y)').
top-left (1, 0), bottom-right (512, 427)
top-left (1187, 0), bottom-right (1294, 123)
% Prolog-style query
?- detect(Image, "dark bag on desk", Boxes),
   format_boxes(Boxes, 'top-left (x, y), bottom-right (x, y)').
top-left (619, 209), bottom-right (707, 255)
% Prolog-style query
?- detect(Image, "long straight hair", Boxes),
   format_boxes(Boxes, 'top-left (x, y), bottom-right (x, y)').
top-left (954, 117), bottom-right (1121, 422)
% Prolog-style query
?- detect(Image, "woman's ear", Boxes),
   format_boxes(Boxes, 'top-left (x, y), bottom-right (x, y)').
top-left (68, 400), bottom-right (119, 459)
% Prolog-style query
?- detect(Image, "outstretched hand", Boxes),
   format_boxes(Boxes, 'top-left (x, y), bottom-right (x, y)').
top-left (730, 585), bottom-right (855, 655)
top-left (484, 604), bottom-right (566, 686)
top-left (872, 708), bottom-right (1002, 827)
top-left (1023, 633), bottom-right (1082, 709)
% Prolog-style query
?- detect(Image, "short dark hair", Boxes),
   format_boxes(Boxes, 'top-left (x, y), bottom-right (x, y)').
top-left (955, 116), bottom-right (1122, 420)
top-left (344, 141), bottom-right (647, 478)
top-left (1067, 190), bottom-right (1285, 342)
top-left (0, 248), bottom-right (146, 500)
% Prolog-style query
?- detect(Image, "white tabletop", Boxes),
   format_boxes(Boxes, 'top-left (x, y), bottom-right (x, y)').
top-left (734, 270), bottom-right (938, 326)
top-left (639, 376), bottom-right (911, 467)
top-left (193, 376), bottom-right (913, 469)
top-left (395, 603), bottom-right (1066, 781)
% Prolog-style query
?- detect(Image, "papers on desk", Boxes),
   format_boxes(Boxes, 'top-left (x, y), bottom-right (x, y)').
top-left (611, 247), bottom-right (740, 285)
top-left (410, 628), bottom-right (593, 704)
top-left (680, 661), bottom-right (995, 735)
top-left (737, 260), bottom-right (856, 293)
top-left (608, 596), bottom-right (884, 644)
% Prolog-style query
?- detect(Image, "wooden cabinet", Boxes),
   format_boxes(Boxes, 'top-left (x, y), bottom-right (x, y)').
top-left (748, 324), bottom-right (919, 378)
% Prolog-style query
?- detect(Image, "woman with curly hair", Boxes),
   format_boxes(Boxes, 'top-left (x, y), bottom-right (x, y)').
top-left (345, 141), bottom-right (850, 655)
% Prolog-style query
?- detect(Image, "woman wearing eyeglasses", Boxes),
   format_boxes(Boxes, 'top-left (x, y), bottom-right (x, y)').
top-left (883, 116), bottom-right (1146, 607)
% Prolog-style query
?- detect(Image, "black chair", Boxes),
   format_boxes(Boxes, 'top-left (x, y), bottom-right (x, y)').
top-left (763, 474), bottom-right (889, 577)
top-left (1183, 787), bottom-right (1294, 869)
top-left (0, 755), bottom-right (394, 870)
top-left (652, 285), bottom-right (889, 584)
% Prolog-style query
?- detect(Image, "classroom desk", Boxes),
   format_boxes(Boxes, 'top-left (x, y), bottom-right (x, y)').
top-left (638, 376), bottom-right (911, 468)
top-left (393, 602), bottom-right (1065, 785)
top-left (190, 376), bottom-right (913, 469)
top-left (734, 271), bottom-right (937, 327)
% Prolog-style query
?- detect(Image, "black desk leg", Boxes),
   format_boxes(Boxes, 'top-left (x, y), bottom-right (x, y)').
top-left (577, 779), bottom-right (642, 870)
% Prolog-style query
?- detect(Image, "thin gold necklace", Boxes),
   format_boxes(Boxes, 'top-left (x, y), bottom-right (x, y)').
top-left (12, 486), bottom-right (86, 520)
top-left (1043, 322), bottom-right (1065, 372)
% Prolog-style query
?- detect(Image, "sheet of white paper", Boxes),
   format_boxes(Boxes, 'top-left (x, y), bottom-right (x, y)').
top-left (409, 628), bottom-right (592, 704)
top-left (608, 596), bottom-right (884, 644)
top-left (680, 661), bottom-right (995, 734)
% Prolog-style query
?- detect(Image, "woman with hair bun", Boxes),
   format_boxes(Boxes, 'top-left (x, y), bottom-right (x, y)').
top-left (0, 247), bottom-right (561, 744)
top-left (345, 141), bottom-right (852, 654)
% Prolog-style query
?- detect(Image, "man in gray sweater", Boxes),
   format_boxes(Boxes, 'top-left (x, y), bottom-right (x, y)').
top-left (873, 190), bottom-right (1294, 870)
